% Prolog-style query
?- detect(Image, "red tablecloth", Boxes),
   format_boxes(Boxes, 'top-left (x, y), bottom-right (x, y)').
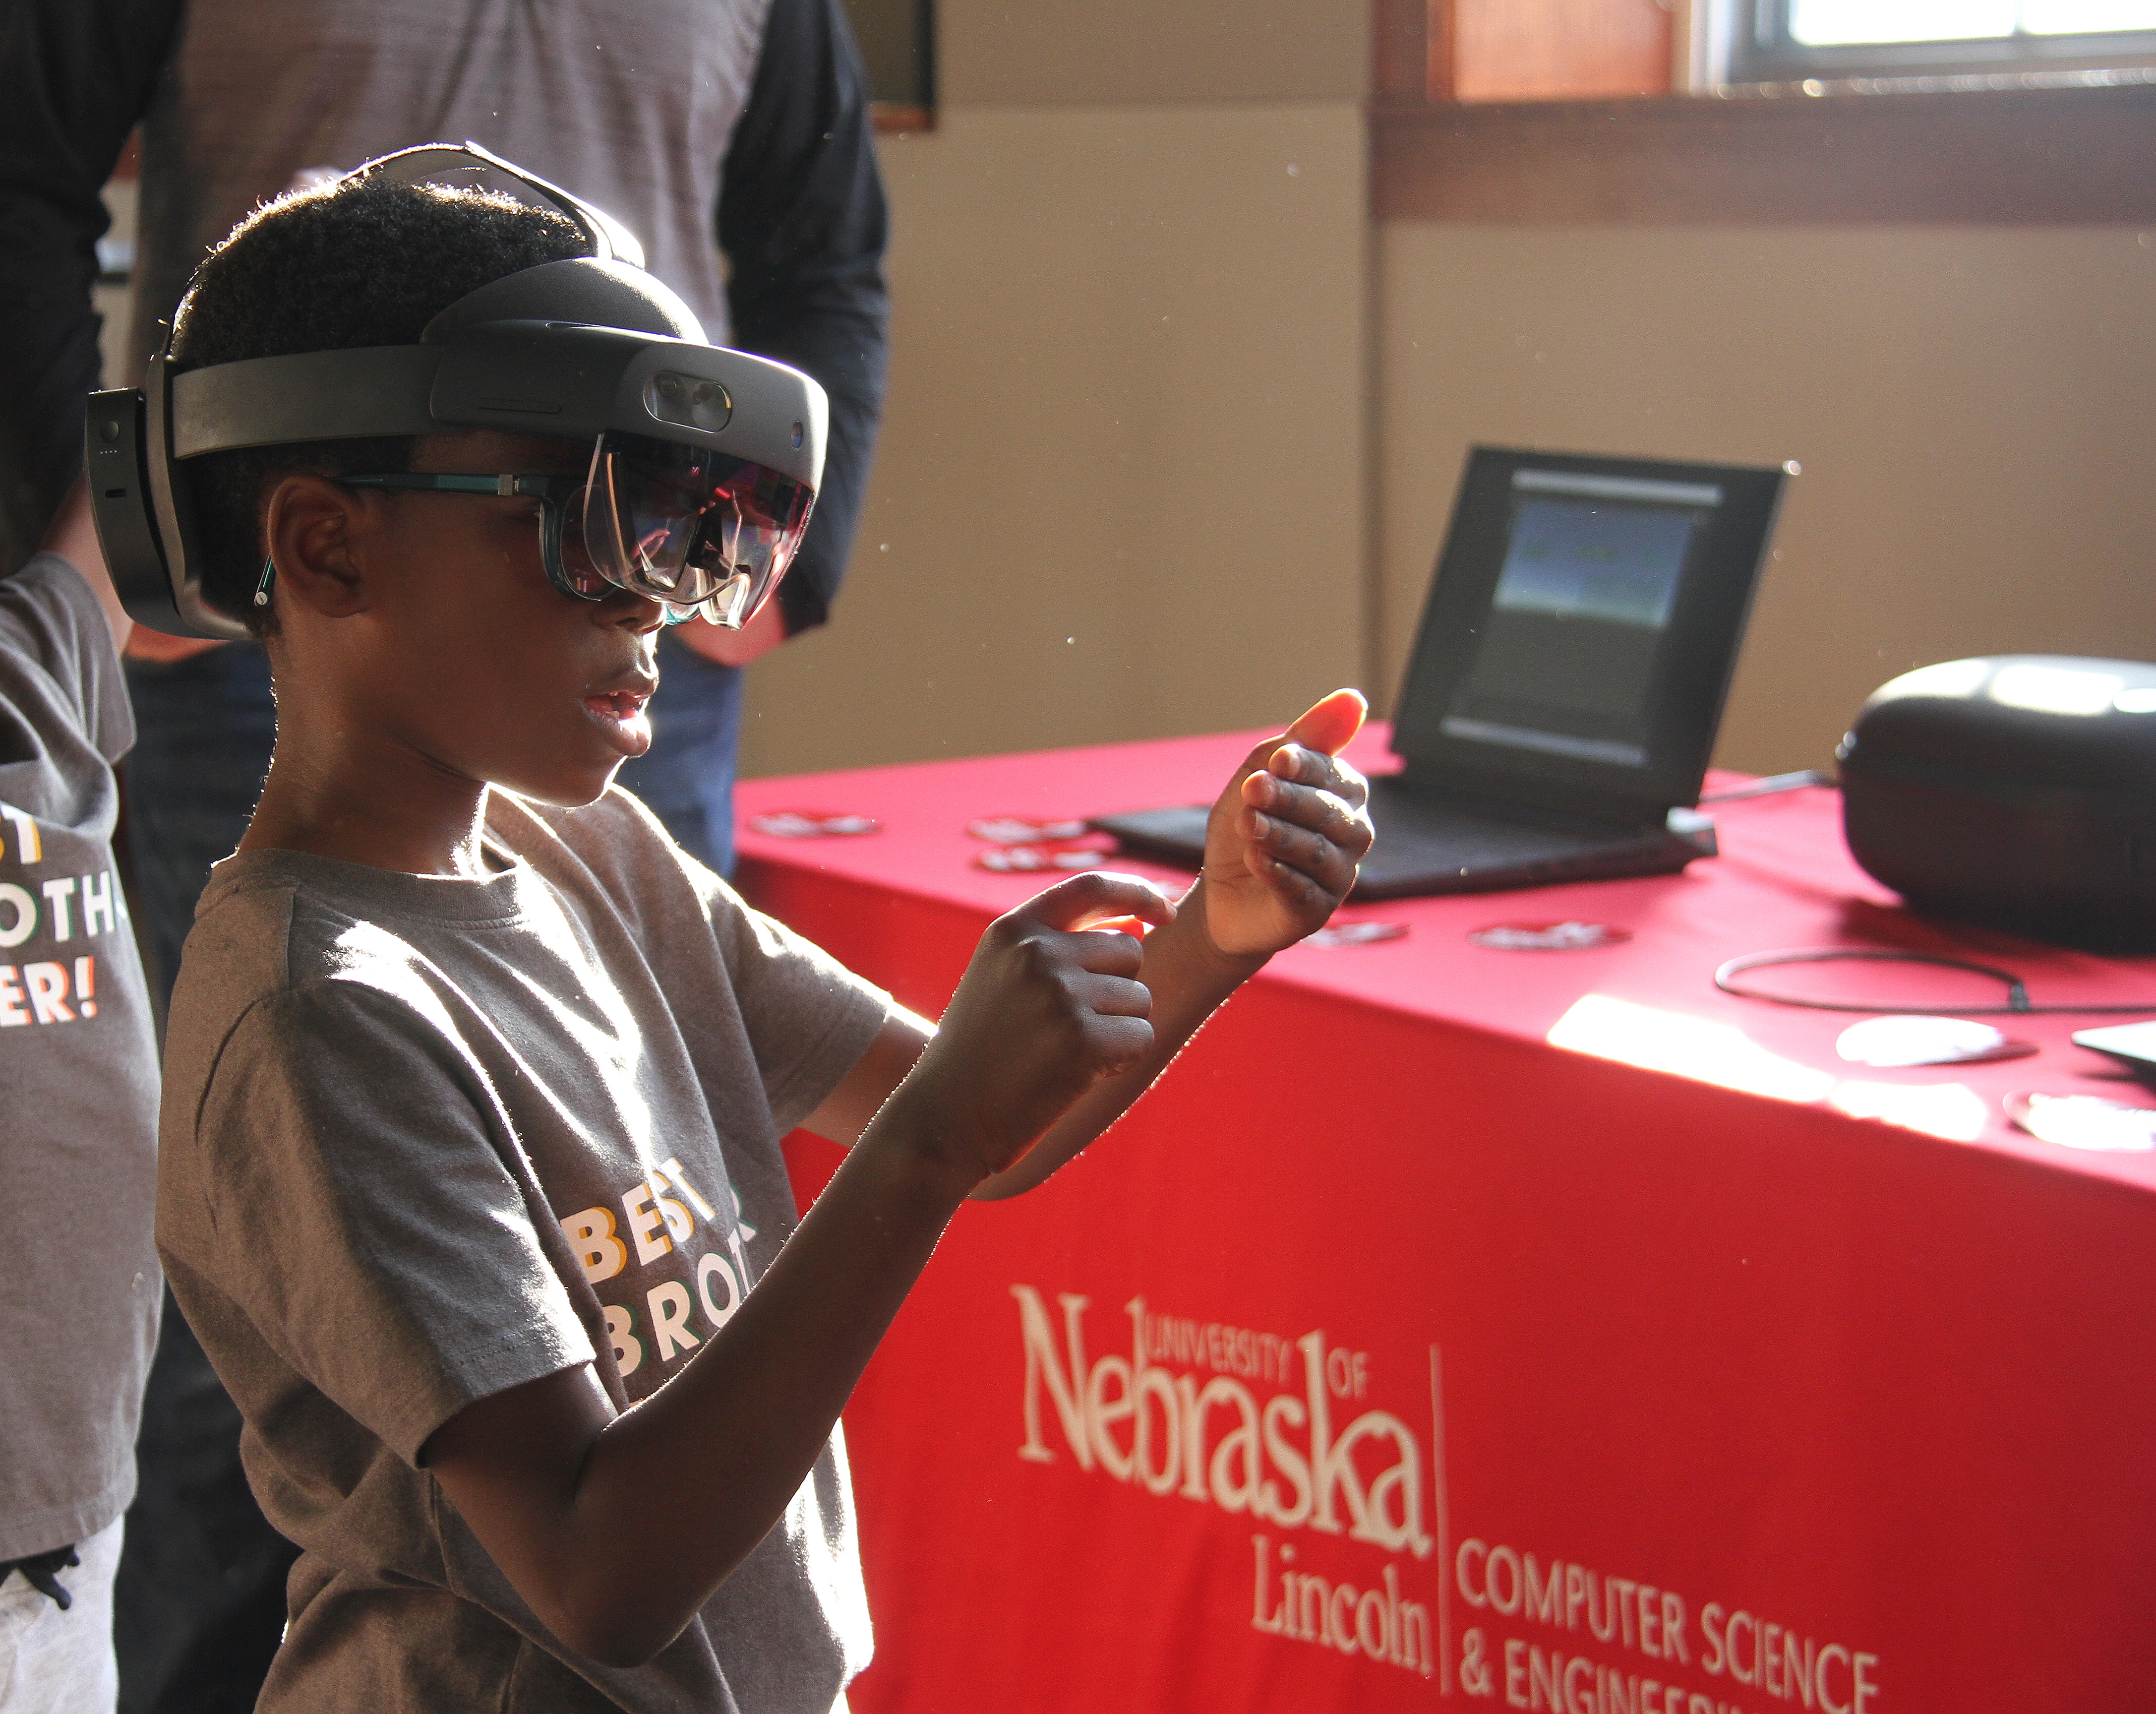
top-left (736, 725), bottom-right (2156, 1714)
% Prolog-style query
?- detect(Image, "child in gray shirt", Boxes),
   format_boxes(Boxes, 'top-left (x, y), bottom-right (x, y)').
top-left (146, 168), bottom-right (1373, 1712)
top-left (0, 501), bottom-right (159, 1710)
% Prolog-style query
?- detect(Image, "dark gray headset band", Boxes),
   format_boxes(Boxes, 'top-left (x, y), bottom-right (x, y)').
top-left (158, 319), bottom-right (826, 489)
top-left (169, 349), bottom-right (441, 456)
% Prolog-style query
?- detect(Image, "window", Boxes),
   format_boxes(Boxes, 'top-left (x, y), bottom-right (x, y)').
top-left (838, 0), bottom-right (934, 131)
top-left (1724, 0), bottom-right (2156, 84)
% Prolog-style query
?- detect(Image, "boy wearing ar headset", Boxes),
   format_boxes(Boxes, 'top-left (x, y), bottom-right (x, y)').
top-left (112, 150), bottom-right (1373, 1712)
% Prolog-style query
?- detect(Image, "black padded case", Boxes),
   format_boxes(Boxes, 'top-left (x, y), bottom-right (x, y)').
top-left (1839, 655), bottom-right (2156, 953)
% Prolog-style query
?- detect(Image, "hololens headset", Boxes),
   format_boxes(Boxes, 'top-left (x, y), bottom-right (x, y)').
top-left (87, 141), bottom-right (827, 641)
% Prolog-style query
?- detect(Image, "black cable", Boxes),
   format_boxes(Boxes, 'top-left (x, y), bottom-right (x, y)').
top-left (1713, 948), bottom-right (2156, 1015)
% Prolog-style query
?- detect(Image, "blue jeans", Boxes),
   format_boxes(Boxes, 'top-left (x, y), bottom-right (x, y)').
top-left (616, 632), bottom-right (746, 878)
top-left (115, 632), bottom-right (742, 1713)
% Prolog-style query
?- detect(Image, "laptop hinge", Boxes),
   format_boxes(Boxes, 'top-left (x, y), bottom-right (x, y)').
top-left (1385, 765), bottom-right (1679, 835)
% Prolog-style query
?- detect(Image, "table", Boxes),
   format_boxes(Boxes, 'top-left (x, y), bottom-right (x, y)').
top-left (735, 725), bottom-right (2156, 1714)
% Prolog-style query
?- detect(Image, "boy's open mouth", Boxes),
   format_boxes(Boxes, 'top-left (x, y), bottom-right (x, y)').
top-left (582, 687), bottom-right (655, 756)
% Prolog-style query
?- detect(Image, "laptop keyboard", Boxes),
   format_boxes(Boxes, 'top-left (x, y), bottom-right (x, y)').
top-left (1366, 779), bottom-right (1631, 867)
top-left (1092, 781), bottom-right (1702, 900)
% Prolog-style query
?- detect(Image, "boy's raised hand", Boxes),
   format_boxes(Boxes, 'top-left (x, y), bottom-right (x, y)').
top-left (1201, 688), bottom-right (1374, 958)
top-left (894, 871), bottom-right (1179, 1184)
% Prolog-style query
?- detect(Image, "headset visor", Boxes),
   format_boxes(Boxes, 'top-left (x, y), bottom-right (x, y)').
top-left (570, 430), bottom-right (815, 627)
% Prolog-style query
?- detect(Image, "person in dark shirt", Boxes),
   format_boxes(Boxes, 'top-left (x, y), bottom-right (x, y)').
top-left (0, 5), bottom-right (889, 1707)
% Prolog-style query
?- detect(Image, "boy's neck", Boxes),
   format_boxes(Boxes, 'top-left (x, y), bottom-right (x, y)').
top-left (241, 707), bottom-right (497, 879)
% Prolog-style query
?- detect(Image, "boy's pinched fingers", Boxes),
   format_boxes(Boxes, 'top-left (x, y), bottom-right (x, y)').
top-left (1089, 1012), bottom-right (1157, 1072)
top-left (1249, 810), bottom-right (1361, 900)
top-left (991, 873), bottom-right (1162, 990)
top-left (1265, 742), bottom-right (1370, 810)
top-left (1048, 927), bottom-right (1146, 979)
top-left (1071, 968), bottom-right (1153, 1018)
top-left (1012, 869), bottom-right (1177, 935)
top-left (1242, 771), bottom-right (1374, 857)
top-left (1252, 844), bottom-right (1346, 920)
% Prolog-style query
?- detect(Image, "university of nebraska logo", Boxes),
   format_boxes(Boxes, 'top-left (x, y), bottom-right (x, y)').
top-left (1010, 1286), bottom-right (1437, 1678)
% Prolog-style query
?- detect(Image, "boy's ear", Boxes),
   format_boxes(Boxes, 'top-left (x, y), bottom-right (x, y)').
top-left (264, 473), bottom-right (371, 618)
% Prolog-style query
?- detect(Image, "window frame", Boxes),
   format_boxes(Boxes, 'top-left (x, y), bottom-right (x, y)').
top-left (1724, 0), bottom-right (2156, 85)
top-left (1370, 0), bottom-right (2156, 228)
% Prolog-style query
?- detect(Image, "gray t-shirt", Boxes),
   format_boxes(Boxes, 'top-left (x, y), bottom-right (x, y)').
top-left (133, 0), bottom-right (769, 378)
top-left (156, 787), bottom-right (892, 1712)
top-left (0, 554), bottom-right (161, 1561)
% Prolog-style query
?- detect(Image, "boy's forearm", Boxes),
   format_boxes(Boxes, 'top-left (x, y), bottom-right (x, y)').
top-left (969, 881), bottom-right (1264, 1201)
top-left (36, 475), bottom-right (130, 647)
top-left (454, 1102), bottom-right (974, 1668)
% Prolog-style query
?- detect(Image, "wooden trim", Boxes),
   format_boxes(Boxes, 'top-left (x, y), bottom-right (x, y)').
top-left (1448, 0), bottom-right (1672, 105)
top-left (1426, 0), bottom-right (1456, 103)
top-left (1373, 0), bottom-right (1441, 103)
top-left (1373, 83), bottom-right (2156, 224)
top-left (871, 104), bottom-right (936, 136)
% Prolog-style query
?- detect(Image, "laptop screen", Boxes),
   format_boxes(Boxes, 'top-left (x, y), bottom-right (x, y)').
top-left (1438, 470), bottom-right (1723, 770)
top-left (1392, 448), bottom-right (1786, 818)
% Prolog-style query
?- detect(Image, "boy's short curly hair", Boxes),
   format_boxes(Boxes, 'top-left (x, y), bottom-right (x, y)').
top-left (171, 178), bottom-right (590, 634)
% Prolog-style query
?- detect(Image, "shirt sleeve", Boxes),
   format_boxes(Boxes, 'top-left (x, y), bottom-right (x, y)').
top-left (717, 0), bottom-right (890, 638)
top-left (176, 979), bottom-right (598, 1465)
top-left (716, 895), bottom-right (895, 1136)
top-left (518, 788), bottom-right (897, 1135)
top-left (0, 0), bottom-right (180, 554)
top-left (0, 552), bottom-right (133, 763)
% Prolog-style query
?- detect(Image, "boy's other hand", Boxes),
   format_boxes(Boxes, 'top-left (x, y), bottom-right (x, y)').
top-left (892, 871), bottom-right (1177, 1185)
top-left (124, 626), bottom-right (224, 664)
top-left (38, 475), bottom-right (220, 660)
top-left (1201, 688), bottom-right (1373, 959)
top-left (36, 476), bottom-right (131, 649)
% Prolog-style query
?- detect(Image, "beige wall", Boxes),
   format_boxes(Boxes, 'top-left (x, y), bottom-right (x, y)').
top-left (1374, 223), bottom-right (2156, 776)
top-left (938, 0), bottom-right (1367, 106)
top-left (738, 101), bottom-right (1368, 777)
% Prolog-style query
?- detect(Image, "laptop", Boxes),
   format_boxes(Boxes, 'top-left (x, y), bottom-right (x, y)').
top-left (1095, 446), bottom-right (1788, 899)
